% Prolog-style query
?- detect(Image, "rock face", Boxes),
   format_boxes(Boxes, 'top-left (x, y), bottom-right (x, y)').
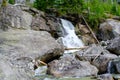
top-left (98, 19), bottom-right (120, 41)
top-left (0, 30), bottom-right (63, 62)
top-left (76, 23), bottom-right (96, 45)
top-left (0, 4), bottom-right (33, 30)
top-left (76, 44), bottom-right (117, 73)
top-left (0, 30), bottom-right (63, 80)
top-left (107, 37), bottom-right (120, 55)
top-left (31, 14), bottom-right (60, 37)
top-left (0, 54), bottom-right (34, 80)
top-left (0, 4), bottom-right (60, 38)
top-left (47, 54), bottom-right (98, 77)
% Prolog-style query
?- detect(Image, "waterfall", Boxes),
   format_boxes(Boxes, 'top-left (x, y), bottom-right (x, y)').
top-left (60, 19), bottom-right (84, 53)
top-left (107, 61), bottom-right (112, 73)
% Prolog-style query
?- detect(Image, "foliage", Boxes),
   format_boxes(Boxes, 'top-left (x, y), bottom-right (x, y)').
top-left (33, 0), bottom-right (120, 29)
top-left (85, 0), bottom-right (120, 29)
top-left (34, 0), bottom-right (55, 11)
top-left (8, 0), bottom-right (15, 4)
top-left (1, 0), bottom-right (8, 7)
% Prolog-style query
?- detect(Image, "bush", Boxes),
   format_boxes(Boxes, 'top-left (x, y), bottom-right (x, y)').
top-left (33, 0), bottom-right (120, 29)
top-left (8, 0), bottom-right (15, 4)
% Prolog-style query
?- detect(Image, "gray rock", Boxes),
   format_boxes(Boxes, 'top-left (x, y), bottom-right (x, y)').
top-left (31, 14), bottom-right (60, 33)
top-left (30, 0), bottom-right (35, 3)
top-left (107, 37), bottom-right (120, 55)
top-left (15, 0), bottom-right (26, 4)
top-left (47, 54), bottom-right (98, 77)
top-left (15, 0), bottom-right (35, 4)
top-left (76, 44), bottom-right (117, 73)
top-left (0, 54), bottom-right (34, 80)
top-left (0, 4), bottom-right (32, 30)
top-left (0, 30), bottom-right (63, 62)
top-left (0, 30), bottom-right (63, 79)
top-left (31, 14), bottom-right (50, 31)
top-left (98, 19), bottom-right (120, 41)
top-left (0, 4), bottom-right (60, 38)
top-left (97, 74), bottom-right (114, 80)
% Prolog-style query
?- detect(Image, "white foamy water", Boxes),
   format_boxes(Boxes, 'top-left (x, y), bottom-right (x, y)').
top-left (107, 60), bottom-right (112, 73)
top-left (60, 19), bottom-right (84, 53)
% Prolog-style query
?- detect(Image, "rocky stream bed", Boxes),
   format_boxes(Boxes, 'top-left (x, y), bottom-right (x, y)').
top-left (0, 3), bottom-right (120, 80)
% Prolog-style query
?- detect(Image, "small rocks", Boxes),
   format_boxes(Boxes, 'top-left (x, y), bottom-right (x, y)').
top-left (76, 44), bottom-right (117, 73)
top-left (97, 74), bottom-right (114, 80)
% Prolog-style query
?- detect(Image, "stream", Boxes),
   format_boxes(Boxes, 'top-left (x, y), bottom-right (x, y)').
top-left (59, 19), bottom-right (84, 53)
top-left (34, 19), bottom-right (95, 80)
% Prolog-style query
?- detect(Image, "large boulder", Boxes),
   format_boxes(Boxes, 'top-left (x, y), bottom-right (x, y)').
top-left (47, 54), bottom-right (98, 77)
top-left (76, 44), bottom-right (118, 73)
top-left (0, 4), bottom-right (33, 30)
top-left (97, 19), bottom-right (120, 41)
top-left (0, 54), bottom-right (34, 80)
top-left (107, 37), bottom-right (120, 55)
top-left (0, 30), bottom-right (63, 62)
top-left (0, 4), bottom-right (60, 38)
top-left (0, 30), bottom-right (63, 79)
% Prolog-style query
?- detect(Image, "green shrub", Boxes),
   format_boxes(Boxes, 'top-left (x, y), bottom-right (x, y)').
top-left (33, 0), bottom-right (120, 30)
top-left (8, 0), bottom-right (15, 4)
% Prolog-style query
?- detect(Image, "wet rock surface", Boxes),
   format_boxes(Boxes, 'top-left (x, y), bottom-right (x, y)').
top-left (76, 44), bottom-right (117, 73)
top-left (47, 54), bottom-right (98, 77)
top-left (107, 58), bottom-right (120, 74)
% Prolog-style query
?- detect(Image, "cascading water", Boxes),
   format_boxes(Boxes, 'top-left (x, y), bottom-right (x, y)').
top-left (60, 19), bottom-right (84, 53)
top-left (35, 19), bottom-right (84, 76)
top-left (107, 60), bottom-right (112, 73)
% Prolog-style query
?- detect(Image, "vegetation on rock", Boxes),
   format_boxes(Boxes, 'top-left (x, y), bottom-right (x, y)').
top-left (8, 0), bottom-right (15, 4)
top-left (33, 0), bottom-right (120, 29)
